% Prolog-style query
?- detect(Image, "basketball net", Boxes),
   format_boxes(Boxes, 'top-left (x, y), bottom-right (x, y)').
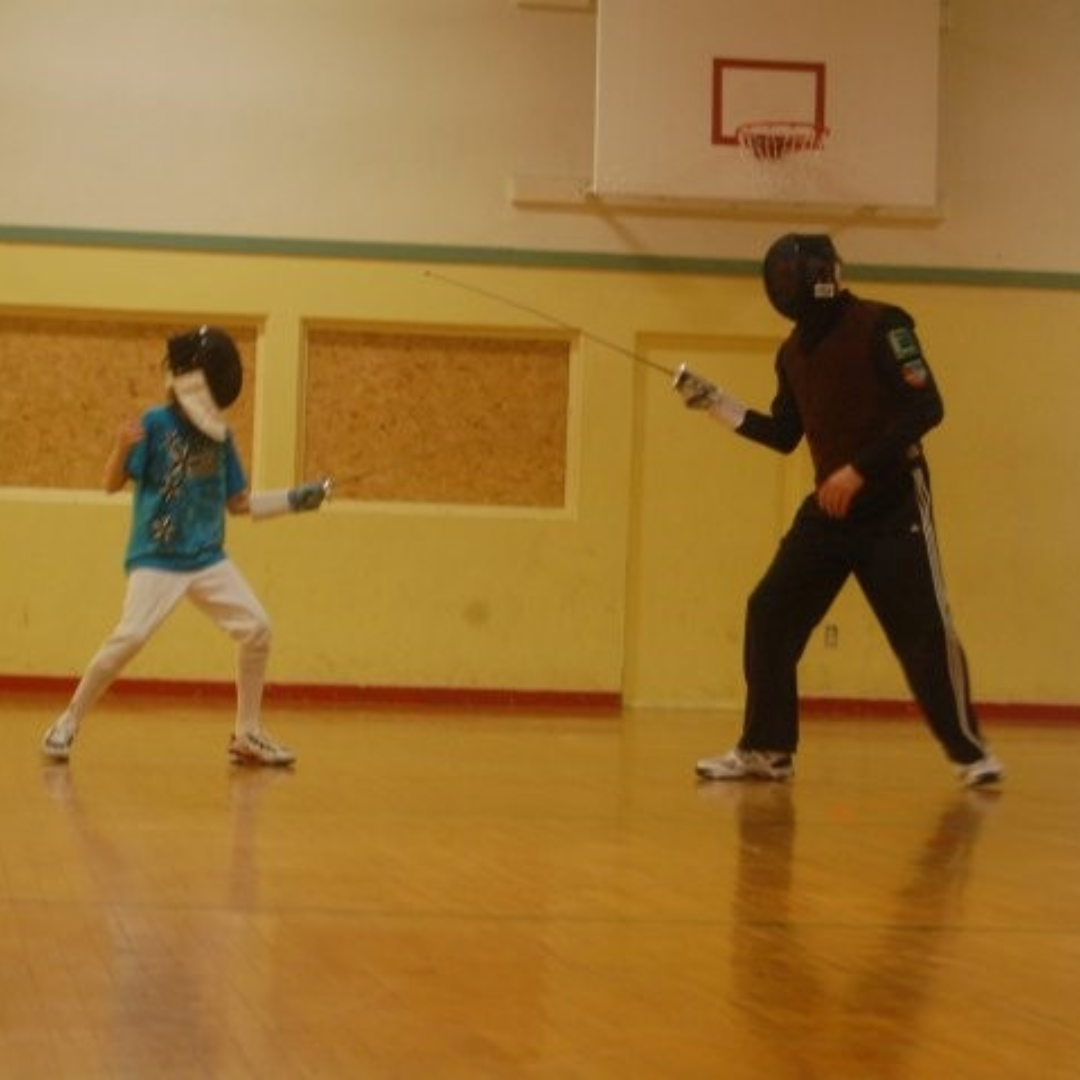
top-left (736, 121), bottom-right (829, 202)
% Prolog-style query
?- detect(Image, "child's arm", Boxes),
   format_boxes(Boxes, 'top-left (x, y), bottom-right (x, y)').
top-left (103, 419), bottom-right (145, 493)
top-left (245, 479), bottom-right (331, 520)
top-left (227, 483), bottom-right (325, 517)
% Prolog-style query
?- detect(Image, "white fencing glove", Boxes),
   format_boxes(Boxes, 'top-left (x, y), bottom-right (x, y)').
top-left (672, 363), bottom-right (747, 430)
top-left (250, 478), bottom-right (332, 521)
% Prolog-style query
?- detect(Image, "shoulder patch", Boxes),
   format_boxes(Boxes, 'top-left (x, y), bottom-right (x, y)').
top-left (886, 326), bottom-right (920, 362)
top-left (886, 325), bottom-right (929, 388)
top-left (901, 361), bottom-right (929, 388)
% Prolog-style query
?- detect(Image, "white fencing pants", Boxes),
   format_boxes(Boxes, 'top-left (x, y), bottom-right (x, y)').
top-left (66, 561), bottom-right (272, 736)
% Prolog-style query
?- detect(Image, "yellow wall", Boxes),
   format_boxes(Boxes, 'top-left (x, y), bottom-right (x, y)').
top-left (0, 245), bottom-right (634, 695)
top-left (2, 242), bottom-right (1079, 707)
top-left (625, 277), bottom-right (1080, 707)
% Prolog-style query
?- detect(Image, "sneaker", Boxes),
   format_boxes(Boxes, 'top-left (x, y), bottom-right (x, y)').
top-left (41, 711), bottom-right (78, 762)
top-left (228, 731), bottom-right (296, 767)
top-left (695, 748), bottom-right (794, 782)
top-left (957, 754), bottom-right (1004, 788)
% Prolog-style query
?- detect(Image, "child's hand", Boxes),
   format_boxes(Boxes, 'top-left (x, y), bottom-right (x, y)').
top-left (103, 418), bottom-right (145, 493)
top-left (116, 418), bottom-right (145, 450)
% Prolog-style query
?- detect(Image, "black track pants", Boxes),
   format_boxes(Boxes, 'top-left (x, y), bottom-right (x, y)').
top-left (739, 468), bottom-right (988, 764)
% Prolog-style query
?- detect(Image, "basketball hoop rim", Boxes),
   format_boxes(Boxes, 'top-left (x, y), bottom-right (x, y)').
top-left (735, 120), bottom-right (830, 160)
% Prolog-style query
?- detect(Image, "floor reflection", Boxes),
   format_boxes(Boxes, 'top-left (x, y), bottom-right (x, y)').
top-left (725, 783), bottom-right (996, 1078)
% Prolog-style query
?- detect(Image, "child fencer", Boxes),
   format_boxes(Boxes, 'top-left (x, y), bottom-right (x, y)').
top-left (42, 326), bottom-right (327, 766)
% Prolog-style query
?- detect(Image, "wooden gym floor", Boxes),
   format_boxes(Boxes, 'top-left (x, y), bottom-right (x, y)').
top-left (1, 694), bottom-right (1077, 1079)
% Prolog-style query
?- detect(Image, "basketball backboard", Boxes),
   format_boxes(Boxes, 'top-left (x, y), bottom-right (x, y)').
top-left (593, 0), bottom-right (941, 213)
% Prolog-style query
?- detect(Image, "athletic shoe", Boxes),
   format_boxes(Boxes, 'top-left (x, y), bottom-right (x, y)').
top-left (695, 748), bottom-right (794, 782)
top-left (41, 711), bottom-right (78, 762)
top-left (228, 731), bottom-right (296, 767)
top-left (957, 754), bottom-right (1004, 788)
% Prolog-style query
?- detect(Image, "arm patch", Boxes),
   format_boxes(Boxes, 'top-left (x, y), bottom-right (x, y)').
top-left (887, 326), bottom-right (929, 388)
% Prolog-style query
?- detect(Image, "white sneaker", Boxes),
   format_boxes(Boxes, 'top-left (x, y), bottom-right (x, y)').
top-left (695, 748), bottom-right (794, 782)
top-left (41, 711), bottom-right (78, 762)
top-left (957, 754), bottom-right (1004, 788)
top-left (229, 731), bottom-right (296, 767)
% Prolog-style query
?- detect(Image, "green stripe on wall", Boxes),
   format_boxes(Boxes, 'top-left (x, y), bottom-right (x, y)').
top-left (2, 222), bottom-right (1078, 291)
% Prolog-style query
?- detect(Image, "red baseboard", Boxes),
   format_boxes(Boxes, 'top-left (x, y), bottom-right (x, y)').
top-left (3, 676), bottom-right (1076, 722)
top-left (0, 674), bottom-right (622, 713)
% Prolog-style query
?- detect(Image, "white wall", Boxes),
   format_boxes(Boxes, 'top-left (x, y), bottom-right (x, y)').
top-left (0, 0), bottom-right (595, 248)
top-left (0, 1), bottom-right (1078, 273)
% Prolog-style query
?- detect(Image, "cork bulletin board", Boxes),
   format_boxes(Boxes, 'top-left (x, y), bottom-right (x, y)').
top-left (303, 328), bottom-right (571, 507)
top-left (0, 316), bottom-right (256, 489)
